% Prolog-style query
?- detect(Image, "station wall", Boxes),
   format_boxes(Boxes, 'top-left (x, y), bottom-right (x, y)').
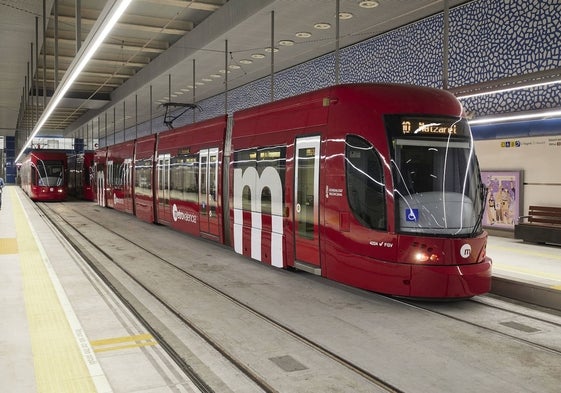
top-left (114, 0), bottom-right (560, 139)
top-left (194, 0), bottom-right (561, 122)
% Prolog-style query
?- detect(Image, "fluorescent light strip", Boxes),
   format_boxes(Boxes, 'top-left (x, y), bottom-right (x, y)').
top-left (469, 109), bottom-right (561, 125)
top-left (15, 0), bottom-right (132, 162)
top-left (457, 79), bottom-right (561, 99)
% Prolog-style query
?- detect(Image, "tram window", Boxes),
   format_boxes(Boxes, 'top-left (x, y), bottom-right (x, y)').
top-left (171, 155), bottom-right (198, 202)
top-left (134, 159), bottom-right (152, 197)
top-left (234, 146), bottom-right (286, 213)
top-left (345, 135), bottom-right (386, 230)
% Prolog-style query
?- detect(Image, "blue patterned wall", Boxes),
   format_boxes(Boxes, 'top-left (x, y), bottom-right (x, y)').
top-left (108, 0), bottom-right (561, 145)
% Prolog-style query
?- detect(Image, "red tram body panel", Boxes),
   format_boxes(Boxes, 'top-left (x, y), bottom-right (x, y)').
top-left (67, 151), bottom-right (95, 201)
top-left (20, 150), bottom-right (68, 201)
top-left (155, 116), bottom-right (227, 242)
top-left (94, 84), bottom-right (492, 299)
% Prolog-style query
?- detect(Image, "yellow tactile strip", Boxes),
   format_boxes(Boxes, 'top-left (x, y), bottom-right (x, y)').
top-left (0, 238), bottom-right (18, 254)
top-left (11, 189), bottom-right (102, 393)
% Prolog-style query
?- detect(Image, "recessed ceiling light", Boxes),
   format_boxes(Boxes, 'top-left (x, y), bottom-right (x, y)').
top-left (314, 22), bottom-right (331, 30)
top-left (229, 64), bottom-right (241, 69)
top-left (264, 47), bottom-right (279, 53)
top-left (175, 91), bottom-right (184, 95)
top-left (180, 88), bottom-right (190, 92)
top-left (251, 53), bottom-right (265, 59)
top-left (201, 78), bottom-right (212, 82)
top-left (279, 40), bottom-right (294, 46)
top-left (195, 82), bottom-right (204, 86)
top-left (170, 94), bottom-right (178, 98)
top-left (239, 59), bottom-right (253, 64)
top-left (210, 74), bottom-right (222, 78)
top-left (359, 1), bottom-right (379, 8)
top-left (295, 32), bottom-right (312, 38)
top-left (339, 12), bottom-right (353, 19)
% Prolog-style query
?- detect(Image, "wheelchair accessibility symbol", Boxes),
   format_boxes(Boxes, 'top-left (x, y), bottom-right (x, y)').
top-left (406, 208), bottom-right (419, 222)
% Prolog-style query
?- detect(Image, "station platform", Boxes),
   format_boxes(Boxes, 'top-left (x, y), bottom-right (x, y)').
top-left (0, 186), bottom-right (199, 393)
top-left (2, 184), bottom-right (561, 392)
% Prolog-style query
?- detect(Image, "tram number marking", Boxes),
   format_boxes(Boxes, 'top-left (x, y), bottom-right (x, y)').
top-left (370, 241), bottom-right (394, 248)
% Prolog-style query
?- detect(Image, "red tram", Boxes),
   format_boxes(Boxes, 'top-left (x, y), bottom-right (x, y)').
top-left (95, 83), bottom-right (492, 298)
top-left (67, 151), bottom-right (95, 201)
top-left (20, 150), bottom-right (68, 201)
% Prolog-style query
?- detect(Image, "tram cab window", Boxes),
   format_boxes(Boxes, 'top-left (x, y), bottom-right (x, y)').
top-left (345, 135), bottom-right (386, 230)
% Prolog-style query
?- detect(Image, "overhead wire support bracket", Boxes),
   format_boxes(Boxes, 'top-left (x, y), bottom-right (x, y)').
top-left (160, 102), bottom-right (201, 129)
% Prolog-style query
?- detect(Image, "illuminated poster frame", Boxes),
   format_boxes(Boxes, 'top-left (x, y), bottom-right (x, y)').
top-left (481, 170), bottom-right (523, 230)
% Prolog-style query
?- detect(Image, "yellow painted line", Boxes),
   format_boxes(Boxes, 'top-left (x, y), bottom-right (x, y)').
top-left (0, 238), bottom-right (18, 254)
top-left (90, 333), bottom-right (158, 353)
top-left (93, 341), bottom-right (158, 353)
top-left (494, 263), bottom-right (561, 281)
top-left (490, 244), bottom-right (561, 261)
top-left (11, 189), bottom-right (111, 393)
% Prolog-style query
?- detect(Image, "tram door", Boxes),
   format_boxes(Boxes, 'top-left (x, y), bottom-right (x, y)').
top-left (199, 148), bottom-right (219, 237)
top-left (157, 154), bottom-right (171, 223)
top-left (294, 136), bottom-right (321, 268)
top-left (123, 158), bottom-right (133, 213)
top-left (96, 164), bottom-right (106, 207)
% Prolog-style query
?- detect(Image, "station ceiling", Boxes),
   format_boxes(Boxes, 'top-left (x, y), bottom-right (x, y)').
top-left (0, 0), bottom-right (469, 142)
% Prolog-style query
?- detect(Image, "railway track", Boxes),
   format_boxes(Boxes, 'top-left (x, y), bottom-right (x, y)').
top-left (37, 201), bottom-right (403, 393)
top-left (395, 295), bottom-right (561, 357)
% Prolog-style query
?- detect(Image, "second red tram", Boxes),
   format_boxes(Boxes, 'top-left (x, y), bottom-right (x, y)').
top-left (20, 150), bottom-right (68, 201)
top-left (95, 83), bottom-right (492, 298)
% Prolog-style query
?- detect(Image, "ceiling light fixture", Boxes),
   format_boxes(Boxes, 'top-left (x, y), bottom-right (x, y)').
top-left (15, 0), bottom-right (132, 162)
top-left (279, 40), bottom-right (295, 46)
top-left (359, 1), bottom-right (379, 8)
top-left (264, 47), bottom-right (279, 53)
top-left (239, 59), bottom-right (253, 65)
top-left (314, 22), bottom-right (331, 30)
top-left (228, 64), bottom-right (241, 69)
top-left (202, 78), bottom-right (213, 82)
top-left (210, 74), bottom-right (222, 78)
top-left (295, 32), bottom-right (312, 38)
top-left (469, 109), bottom-right (561, 125)
top-left (339, 12), bottom-right (353, 19)
top-left (457, 80), bottom-right (561, 99)
top-left (251, 53), bottom-right (266, 59)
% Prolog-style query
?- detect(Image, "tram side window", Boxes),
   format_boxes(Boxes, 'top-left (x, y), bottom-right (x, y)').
top-left (135, 159), bottom-right (152, 197)
top-left (234, 149), bottom-right (257, 212)
top-left (345, 135), bottom-right (386, 230)
top-left (257, 146), bottom-right (286, 215)
top-left (234, 146), bottom-right (286, 214)
top-left (170, 155), bottom-right (198, 203)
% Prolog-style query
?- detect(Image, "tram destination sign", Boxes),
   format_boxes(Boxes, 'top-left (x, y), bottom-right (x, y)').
top-left (400, 118), bottom-right (470, 138)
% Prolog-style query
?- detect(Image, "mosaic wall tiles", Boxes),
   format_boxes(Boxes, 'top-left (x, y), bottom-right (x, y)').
top-left (110, 0), bottom-right (561, 143)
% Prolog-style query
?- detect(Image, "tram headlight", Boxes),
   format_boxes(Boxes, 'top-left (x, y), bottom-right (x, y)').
top-left (414, 252), bottom-right (440, 263)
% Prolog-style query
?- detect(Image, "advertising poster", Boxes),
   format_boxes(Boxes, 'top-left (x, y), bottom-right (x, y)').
top-left (481, 171), bottom-right (522, 230)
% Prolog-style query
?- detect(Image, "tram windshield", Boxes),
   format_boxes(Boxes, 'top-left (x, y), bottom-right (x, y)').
top-left (386, 116), bottom-right (484, 237)
top-left (36, 159), bottom-right (64, 186)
